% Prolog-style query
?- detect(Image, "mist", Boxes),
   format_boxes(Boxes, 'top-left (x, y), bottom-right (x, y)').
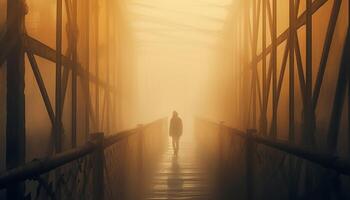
top-left (0, 0), bottom-right (348, 179)
top-left (118, 0), bottom-right (237, 130)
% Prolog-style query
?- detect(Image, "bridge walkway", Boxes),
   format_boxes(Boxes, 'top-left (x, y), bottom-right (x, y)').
top-left (144, 133), bottom-right (214, 200)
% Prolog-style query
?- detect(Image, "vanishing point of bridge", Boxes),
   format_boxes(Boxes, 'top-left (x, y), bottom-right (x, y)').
top-left (0, 0), bottom-right (349, 200)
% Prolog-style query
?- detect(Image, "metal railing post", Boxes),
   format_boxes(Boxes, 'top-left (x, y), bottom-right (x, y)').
top-left (138, 124), bottom-right (144, 190)
top-left (246, 129), bottom-right (256, 200)
top-left (91, 132), bottom-right (104, 200)
top-left (219, 122), bottom-right (225, 170)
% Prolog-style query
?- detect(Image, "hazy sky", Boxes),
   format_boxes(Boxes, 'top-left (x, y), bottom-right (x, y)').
top-left (121, 0), bottom-right (235, 124)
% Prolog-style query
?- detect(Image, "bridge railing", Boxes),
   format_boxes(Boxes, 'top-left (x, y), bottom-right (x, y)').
top-left (0, 118), bottom-right (168, 200)
top-left (195, 118), bottom-right (350, 200)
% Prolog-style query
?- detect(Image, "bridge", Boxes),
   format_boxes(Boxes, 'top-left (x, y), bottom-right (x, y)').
top-left (0, 0), bottom-right (349, 199)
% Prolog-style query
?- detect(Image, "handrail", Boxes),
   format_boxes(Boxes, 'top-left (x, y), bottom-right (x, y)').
top-left (0, 118), bottom-right (167, 190)
top-left (248, 134), bottom-right (350, 176)
top-left (0, 142), bottom-right (97, 189)
top-left (104, 128), bottom-right (139, 148)
top-left (103, 118), bottom-right (167, 148)
top-left (213, 121), bottom-right (350, 176)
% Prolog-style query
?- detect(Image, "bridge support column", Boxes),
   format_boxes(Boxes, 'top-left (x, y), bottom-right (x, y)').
top-left (218, 122), bottom-right (225, 169)
top-left (246, 129), bottom-right (256, 200)
top-left (138, 124), bottom-right (144, 198)
top-left (6, 0), bottom-right (27, 199)
top-left (91, 132), bottom-right (105, 200)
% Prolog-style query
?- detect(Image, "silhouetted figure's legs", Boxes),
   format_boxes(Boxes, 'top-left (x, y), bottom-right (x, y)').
top-left (172, 136), bottom-right (180, 156)
top-left (175, 137), bottom-right (180, 155)
top-left (172, 137), bottom-right (176, 154)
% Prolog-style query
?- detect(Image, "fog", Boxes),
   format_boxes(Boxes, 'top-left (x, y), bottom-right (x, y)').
top-left (129, 0), bottom-right (231, 127)
top-left (107, 0), bottom-right (233, 133)
top-left (0, 0), bottom-right (348, 167)
top-left (112, 0), bottom-right (348, 152)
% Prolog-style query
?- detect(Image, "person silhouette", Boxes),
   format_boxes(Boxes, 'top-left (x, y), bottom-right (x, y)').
top-left (169, 111), bottom-right (183, 156)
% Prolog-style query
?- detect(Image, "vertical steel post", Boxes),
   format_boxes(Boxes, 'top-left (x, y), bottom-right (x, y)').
top-left (55, 1), bottom-right (63, 198)
top-left (313, 0), bottom-right (342, 110)
top-left (348, 33), bottom-right (350, 158)
top-left (304, 0), bottom-right (315, 145)
top-left (261, 0), bottom-right (267, 135)
top-left (240, 18), bottom-right (244, 127)
top-left (238, 19), bottom-right (243, 125)
top-left (271, 0), bottom-right (277, 138)
top-left (327, 31), bottom-right (350, 153)
top-left (246, 129), bottom-right (256, 200)
top-left (6, 0), bottom-right (26, 199)
top-left (95, 0), bottom-right (100, 131)
top-left (251, 0), bottom-right (257, 129)
top-left (306, 0), bottom-right (313, 102)
top-left (85, 0), bottom-right (91, 139)
top-left (111, 0), bottom-right (117, 133)
top-left (289, 0), bottom-right (295, 143)
top-left (71, 0), bottom-right (78, 148)
top-left (219, 121), bottom-right (225, 169)
top-left (288, 2), bottom-right (296, 199)
top-left (138, 124), bottom-right (144, 197)
top-left (106, 0), bottom-right (111, 134)
top-left (54, 2), bottom-right (63, 199)
top-left (56, 0), bottom-right (63, 153)
top-left (243, 0), bottom-right (250, 128)
top-left (233, 25), bottom-right (238, 121)
top-left (91, 132), bottom-right (105, 200)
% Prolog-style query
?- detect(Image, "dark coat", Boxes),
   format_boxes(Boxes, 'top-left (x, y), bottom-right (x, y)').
top-left (169, 116), bottom-right (183, 137)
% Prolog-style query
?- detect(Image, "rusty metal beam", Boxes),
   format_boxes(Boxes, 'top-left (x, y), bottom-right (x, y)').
top-left (271, 0), bottom-right (277, 137)
top-left (327, 31), bottom-right (350, 153)
top-left (27, 52), bottom-right (55, 125)
top-left (24, 35), bottom-right (116, 93)
top-left (95, 0), bottom-right (100, 131)
top-left (85, 0), bottom-right (91, 138)
top-left (289, 0), bottom-right (296, 143)
top-left (55, 0), bottom-right (63, 153)
top-left (255, 0), bottom-right (328, 63)
top-left (260, 0), bottom-right (267, 135)
top-left (312, 0), bottom-right (342, 110)
top-left (6, 0), bottom-right (26, 199)
top-left (0, 34), bottom-right (17, 66)
top-left (295, 36), bottom-right (307, 106)
top-left (276, 41), bottom-right (290, 104)
top-left (71, 0), bottom-right (78, 148)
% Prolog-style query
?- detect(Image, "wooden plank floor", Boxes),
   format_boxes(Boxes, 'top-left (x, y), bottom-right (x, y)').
top-left (144, 134), bottom-right (214, 200)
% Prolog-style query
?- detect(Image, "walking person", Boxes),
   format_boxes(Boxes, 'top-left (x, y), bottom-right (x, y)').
top-left (169, 111), bottom-right (183, 156)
